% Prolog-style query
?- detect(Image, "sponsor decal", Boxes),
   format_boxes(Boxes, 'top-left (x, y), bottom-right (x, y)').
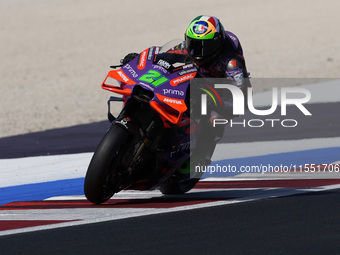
top-left (194, 21), bottom-right (209, 34)
top-left (154, 94), bottom-right (188, 122)
top-left (182, 63), bottom-right (194, 69)
top-left (228, 34), bottom-right (237, 41)
top-left (234, 73), bottom-right (244, 86)
top-left (123, 63), bottom-right (138, 78)
top-left (157, 59), bottom-right (171, 69)
top-left (139, 81), bottom-right (155, 91)
top-left (117, 70), bottom-right (130, 83)
top-left (163, 97), bottom-right (183, 105)
top-left (156, 94), bottom-right (186, 107)
top-left (153, 64), bottom-right (168, 74)
top-left (163, 88), bottom-right (185, 97)
top-left (147, 47), bottom-right (154, 61)
top-left (170, 72), bottom-right (196, 86)
top-left (178, 68), bottom-right (197, 76)
top-left (138, 49), bottom-right (149, 70)
top-left (104, 70), bottom-right (135, 86)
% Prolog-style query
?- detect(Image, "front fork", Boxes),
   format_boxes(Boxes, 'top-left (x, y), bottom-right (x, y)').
top-left (108, 96), bottom-right (164, 178)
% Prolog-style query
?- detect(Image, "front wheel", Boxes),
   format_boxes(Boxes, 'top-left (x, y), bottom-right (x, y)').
top-left (84, 124), bottom-right (132, 204)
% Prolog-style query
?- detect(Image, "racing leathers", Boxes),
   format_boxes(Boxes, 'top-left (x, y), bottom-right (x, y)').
top-left (179, 31), bottom-right (251, 176)
top-left (194, 30), bottom-right (251, 120)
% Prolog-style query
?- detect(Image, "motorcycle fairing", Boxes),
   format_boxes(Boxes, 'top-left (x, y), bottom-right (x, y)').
top-left (101, 45), bottom-right (197, 125)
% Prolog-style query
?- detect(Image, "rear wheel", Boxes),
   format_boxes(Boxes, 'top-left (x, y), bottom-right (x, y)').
top-left (160, 176), bottom-right (200, 195)
top-left (160, 155), bottom-right (209, 195)
top-left (84, 125), bottom-right (132, 204)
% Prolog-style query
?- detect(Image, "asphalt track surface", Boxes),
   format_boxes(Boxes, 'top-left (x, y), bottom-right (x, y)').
top-left (0, 101), bottom-right (340, 254)
top-left (0, 189), bottom-right (339, 255)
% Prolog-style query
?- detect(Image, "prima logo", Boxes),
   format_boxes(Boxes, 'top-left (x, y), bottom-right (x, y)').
top-left (123, 63), bottom-right (138, 78)
top-left (201, 84), bottom-right (312, 128)
top-left (163, 88), bottom-right (184, 96)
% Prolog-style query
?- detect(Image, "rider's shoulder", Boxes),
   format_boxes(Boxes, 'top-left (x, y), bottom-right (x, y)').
top-left (223, 31), bottom-right (243, 55)
top-left (224, 31), bottom-right (240, 42)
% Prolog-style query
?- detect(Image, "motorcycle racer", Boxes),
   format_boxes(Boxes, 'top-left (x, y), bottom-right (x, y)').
top-left (160, 15), bottom-right (252, 193)
top-left (118, 16), bottom-right (251, 194)
top-left (85, 18), bottom-right (252, 202)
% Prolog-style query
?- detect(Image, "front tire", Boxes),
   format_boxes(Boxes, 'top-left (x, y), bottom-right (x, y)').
top-left (84, 125), bottom-right (132, 204)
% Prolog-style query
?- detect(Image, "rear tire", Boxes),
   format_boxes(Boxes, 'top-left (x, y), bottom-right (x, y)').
top-left (84, 125), bottom-right (132, 204)
top-left (160, 176), bottom-right (199, 195)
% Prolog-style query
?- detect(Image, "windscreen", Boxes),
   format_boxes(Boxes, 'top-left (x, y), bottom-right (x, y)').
top-left (155, 39), bottom-right (193, 72)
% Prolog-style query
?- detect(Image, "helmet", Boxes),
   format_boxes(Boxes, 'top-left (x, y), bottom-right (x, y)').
top-left (185, 15), bottom-right (226, 66)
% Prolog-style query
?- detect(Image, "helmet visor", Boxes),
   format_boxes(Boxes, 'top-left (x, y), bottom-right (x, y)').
top-left (185, 36), bottom-right (221, 60)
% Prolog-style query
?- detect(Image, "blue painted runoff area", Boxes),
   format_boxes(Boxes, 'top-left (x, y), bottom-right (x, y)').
top-left (0, 178), bottom-right (85, 206)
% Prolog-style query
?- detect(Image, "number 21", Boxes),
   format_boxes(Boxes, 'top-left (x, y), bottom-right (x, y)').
top-left (138, 70), bottom-right (168, 87)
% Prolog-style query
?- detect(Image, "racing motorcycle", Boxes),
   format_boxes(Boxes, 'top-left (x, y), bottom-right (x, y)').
top-left (84, 40), bottom-right (215, 204)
